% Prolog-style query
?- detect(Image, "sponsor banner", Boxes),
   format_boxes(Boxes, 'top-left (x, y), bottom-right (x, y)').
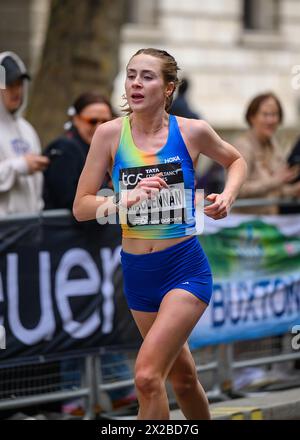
top-left (0, 217), bottom-right (141, 364)
top-left (1, 213), bottom-right (300, 361)
top-left (189, 214), bottom-right (300, 348)
top-left (0, 325), bottom-right (5, 349)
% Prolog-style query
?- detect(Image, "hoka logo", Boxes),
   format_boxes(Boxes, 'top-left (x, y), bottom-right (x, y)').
top-left (164, 156), bottom-right (180, 163)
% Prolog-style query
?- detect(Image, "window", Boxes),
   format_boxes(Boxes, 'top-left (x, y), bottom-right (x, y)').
top-left (243, 0), bottom-right (279, 32)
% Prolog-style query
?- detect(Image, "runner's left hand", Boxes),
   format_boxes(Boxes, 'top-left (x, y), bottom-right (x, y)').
top-left (204, 193), bottom-right (233, 220)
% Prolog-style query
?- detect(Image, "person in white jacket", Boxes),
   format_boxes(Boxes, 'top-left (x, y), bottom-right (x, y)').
top-left (0, 51), bottom-right (49, 216)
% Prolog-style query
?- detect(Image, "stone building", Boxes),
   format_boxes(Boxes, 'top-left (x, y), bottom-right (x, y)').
top-left (115, 0), bottom-right (300, 139)
top-left (0, 0), bottom-right (49, 77)
top-left (1, 0), bottom-right (299, 138)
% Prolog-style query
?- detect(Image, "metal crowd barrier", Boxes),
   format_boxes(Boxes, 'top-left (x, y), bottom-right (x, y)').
top-left (0, 198), bottom-right (300, 419)
top-left (0, 196), bottom-right (299, 223)
top-left (0, 355), bottom-right (96, 419)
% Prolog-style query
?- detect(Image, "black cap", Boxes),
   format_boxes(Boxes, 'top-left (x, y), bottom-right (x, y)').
top-left (1, 55), bottom-right (30, 86)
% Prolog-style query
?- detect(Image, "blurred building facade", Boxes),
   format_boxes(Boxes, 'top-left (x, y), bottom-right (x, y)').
top-left (113, 0), bottom-right (300, 137)
top-left (0, 0), bottom-right (49, 75)
top-left (1, 0), bottom-right (300, 135)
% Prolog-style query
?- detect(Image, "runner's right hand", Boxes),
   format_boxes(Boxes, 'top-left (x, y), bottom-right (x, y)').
top-left (121, 173), bottom-right (168, 208)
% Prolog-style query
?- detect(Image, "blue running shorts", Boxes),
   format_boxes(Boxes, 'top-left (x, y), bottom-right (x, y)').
top-left (120, 236), bottom-right (213, 312)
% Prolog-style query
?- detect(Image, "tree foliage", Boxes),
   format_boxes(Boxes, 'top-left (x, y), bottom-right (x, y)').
top-left (27, 0), bottom-right (125, 146)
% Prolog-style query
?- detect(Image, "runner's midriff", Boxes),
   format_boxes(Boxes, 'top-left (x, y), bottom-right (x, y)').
top-left (122, 235), bottom-right (191, 254)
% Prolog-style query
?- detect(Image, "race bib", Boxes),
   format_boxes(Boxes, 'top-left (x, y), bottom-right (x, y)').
top-left (119, 162), bottom-right (186, 227)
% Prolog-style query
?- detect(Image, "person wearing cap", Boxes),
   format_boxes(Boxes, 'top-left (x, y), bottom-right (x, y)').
top-left (0, 51), bottom-right (49, 216)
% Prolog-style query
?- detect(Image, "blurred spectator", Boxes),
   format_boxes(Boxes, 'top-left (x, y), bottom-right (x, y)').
top-left (170, 77), bottom-right (206, 195)
top-left (280, 136), bottom-right (300, 213)
top-left (288, 137), bottom-right (300, 171)
top-left (169, 77), bottom-right (202, 119)
top-left (0, 51), bottom-right (49, 216)
top-left (196, 161), bottom-right (225, 196)
top-left (43, 92), bottom-right (112, 210)
top-left (234, 92), bottom-right (300, 214)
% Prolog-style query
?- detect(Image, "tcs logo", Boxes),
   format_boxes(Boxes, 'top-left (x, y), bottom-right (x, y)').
top-left (122, 173), bottom-right (143, 186)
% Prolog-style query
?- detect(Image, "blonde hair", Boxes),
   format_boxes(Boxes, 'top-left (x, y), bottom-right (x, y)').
top-left (122, 48), bottom-right (180, 114)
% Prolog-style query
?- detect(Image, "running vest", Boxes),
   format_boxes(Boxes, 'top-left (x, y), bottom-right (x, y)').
top-left (112, 115), bottom-right (196, 239)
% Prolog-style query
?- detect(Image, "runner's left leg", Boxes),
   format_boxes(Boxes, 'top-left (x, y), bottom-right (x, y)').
top-left (132, 288), bottom-right (208, 419)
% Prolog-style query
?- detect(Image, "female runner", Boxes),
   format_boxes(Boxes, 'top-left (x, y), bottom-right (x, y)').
top-left (73, 48), bottom-right (247, 420)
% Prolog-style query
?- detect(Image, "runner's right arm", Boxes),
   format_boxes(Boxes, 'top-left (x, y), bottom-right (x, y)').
top-left (73, 120), bottom-right (167, 222)
top-left (73, 120), bottom-right (117, 221)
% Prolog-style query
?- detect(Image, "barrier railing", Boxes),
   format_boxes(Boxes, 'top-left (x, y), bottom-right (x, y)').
top-left (0, 198), bottom-right (300, 418)
top-left (0, 196), bottom-right (299, 223)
